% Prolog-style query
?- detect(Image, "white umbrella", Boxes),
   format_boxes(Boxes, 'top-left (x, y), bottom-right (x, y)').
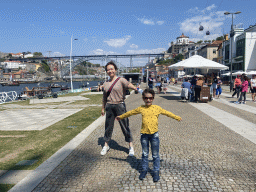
top-left (169, 55), bottom-right (229, 70)
top-left (232, 71), bottom-right (247, 75)
top-left (221, 72), bottom-right (231, 76)
top-left (246, 71), bottom-right (256, 75)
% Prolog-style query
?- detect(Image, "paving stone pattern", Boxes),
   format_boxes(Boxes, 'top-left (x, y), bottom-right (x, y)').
top-left (0, 109), bottom-right (82, 131)
top-left (32, 85), bottom-right (256, 192)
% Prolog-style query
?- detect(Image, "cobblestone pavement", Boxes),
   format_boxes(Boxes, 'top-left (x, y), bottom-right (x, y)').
top-left (32, 84), bottom-right (256, 192)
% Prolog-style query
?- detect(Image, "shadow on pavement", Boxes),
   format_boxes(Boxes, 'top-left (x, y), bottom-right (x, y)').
top-left (98, 137), bottom-right (129, 154)
top-left (160, 95), bottom-right (180, 101)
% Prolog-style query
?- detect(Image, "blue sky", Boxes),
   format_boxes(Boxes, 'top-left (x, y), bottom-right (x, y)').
top-left (0, 0), bottom-right (255, 66)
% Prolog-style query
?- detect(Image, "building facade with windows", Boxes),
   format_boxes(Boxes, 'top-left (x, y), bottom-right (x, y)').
top-left (222, 25), bottom-right (256, 72)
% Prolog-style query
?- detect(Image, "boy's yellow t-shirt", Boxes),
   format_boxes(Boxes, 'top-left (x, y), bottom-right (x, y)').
top-left (119, 105), bottom-right (181, 134)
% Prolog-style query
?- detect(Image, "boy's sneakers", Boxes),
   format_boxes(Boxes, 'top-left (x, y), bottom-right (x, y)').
top-left (153, 171), bottom-right (160, 182)
top-left (139, 171), bottom-right (147, 180)
top-left (129, 147), bottom-right (134, 156)
top-left (100, 146), bottom-right (110, 155)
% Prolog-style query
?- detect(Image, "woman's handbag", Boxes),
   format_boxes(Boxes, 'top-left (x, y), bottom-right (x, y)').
top-left (125, 89), bottom-right (130, 95)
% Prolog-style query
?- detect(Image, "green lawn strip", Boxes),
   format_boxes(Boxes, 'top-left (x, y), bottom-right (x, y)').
top-left (31, 101), bottom-right (69, 106)
top-left (57, 90), bottom-right (89, 97)
top-left (0, 184), bottom-right (15, 192)
top-left (0, 107), bottom-right (101, 170)
top-left (68, 94), bottom-right (103, 105)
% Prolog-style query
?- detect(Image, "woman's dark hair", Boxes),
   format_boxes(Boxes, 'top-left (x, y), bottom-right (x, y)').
top-left (105, 61), bottom-right (118, 71)
top-left (142, 88), bottom-right (155, 98)
top-left (243, 76), bottom-right (249, 81)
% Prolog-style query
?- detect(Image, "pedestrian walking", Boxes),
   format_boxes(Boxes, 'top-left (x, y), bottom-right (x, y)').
top-left (181, 78), bottom-right (192, 101)
top-left (101, 61), bottom-right (137, 156)
top-left (148, 75), bottom-right (154, 89)
top-left (190, 76), bottom-right (197, 102)
top-left (236, 76), bottom-right (249, 104)
top-left (250, 75), bottom-right (256, 102)
top-left (216, 76), bottom-right (222, 99)
top-left (155, 76), bottom-right (162, 94)
top-left (232, 75), bottom-right (242, 98)
top-left (212, 76), bottom-right (218, 99)
top-left (195, 77), bottom-right (204, 102)
top-left (116, 89), bottom-right (182, 182)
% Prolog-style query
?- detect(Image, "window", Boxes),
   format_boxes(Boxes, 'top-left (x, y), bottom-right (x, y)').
top-left (213, 49), bottom-right (216, 54)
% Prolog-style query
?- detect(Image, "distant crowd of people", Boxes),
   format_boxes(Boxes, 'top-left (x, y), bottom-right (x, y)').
top-left (147, 73), bottom-right (256, 104)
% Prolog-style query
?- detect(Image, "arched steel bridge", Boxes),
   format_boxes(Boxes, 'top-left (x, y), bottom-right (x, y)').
top-left (9, 53), bottom-right (164, 77)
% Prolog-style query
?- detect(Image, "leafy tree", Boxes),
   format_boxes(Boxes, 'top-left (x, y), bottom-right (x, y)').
top-left (174, 54), bottom-right (184, 63)
top-left (33, 52), bottom-right (43, 57)
top-left (38, 60), bottom-right (51, 72)
top-left (216, 36), bottom-right (224, 40)
top-left (130, 68), bottom-right (140, 73)
top-left (197, 40), bottom-right (203, 44)
top-left (158, 59), bottom-right (174, 66)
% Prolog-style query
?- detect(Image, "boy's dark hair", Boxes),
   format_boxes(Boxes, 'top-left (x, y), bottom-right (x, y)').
top-left (105, 61), bottom-right (118, 71)
top-left (142, 88), bottom-right (155, 98)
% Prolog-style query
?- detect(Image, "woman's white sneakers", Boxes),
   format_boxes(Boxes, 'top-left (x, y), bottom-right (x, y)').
top-left (101, 146), bottom-right (110, 155)
top-left (129, 147), bottom-right (135, 156)
top-left (101, 146), bottom-right (134, 156)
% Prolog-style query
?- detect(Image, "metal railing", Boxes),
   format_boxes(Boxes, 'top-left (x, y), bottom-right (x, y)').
top-left (0, 91), bottom-right (17, 104)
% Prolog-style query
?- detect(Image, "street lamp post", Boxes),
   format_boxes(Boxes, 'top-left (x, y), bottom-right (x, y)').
top-left (224, 11), bottom-right (241, 91)
top-left (146, 66), bottom-right (149, 88)
top-left (70, 36), bottom-right (78, 92)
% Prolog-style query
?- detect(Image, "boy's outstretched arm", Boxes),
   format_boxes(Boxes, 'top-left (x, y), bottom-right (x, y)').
top-left (160, 108), bottom-right (182, 121)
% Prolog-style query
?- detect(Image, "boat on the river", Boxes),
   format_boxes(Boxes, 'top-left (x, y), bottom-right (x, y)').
top-left (49, 83), bottom-right (61, 88)
top-left (60, 85), bottom-right (70, 90)
top-left (1, 81), bottom-right (20, 86)
top-left (20, 86), bottom-right (52, 98)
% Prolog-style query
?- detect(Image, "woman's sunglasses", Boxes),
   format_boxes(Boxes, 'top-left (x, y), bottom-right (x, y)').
top-left (143, 97), bottom-right (154, 100)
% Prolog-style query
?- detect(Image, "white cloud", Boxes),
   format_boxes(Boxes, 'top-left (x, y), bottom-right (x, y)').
top-left (138, 18), bottom-right (155, 25)
top-left (130, 44), bottom-right (138, 49)
top-left (126, 48), bottom-right (165, 54)
top-left (205, 4), bottom-right (216, 11)
top-left (180, 7), bottom-right (228, 40)
top-left (52, 52), bottom-right (65, 57)
top-left (188, 4), bottom-right (216, 14)
top-left (188, 7), bottom-right (199, 14)
top-left (104, 35), bottom-right (131, 48)
top-left (91, 49), bottom-right (119, 55)
top-left (157, 21), bottom-right (164, 25)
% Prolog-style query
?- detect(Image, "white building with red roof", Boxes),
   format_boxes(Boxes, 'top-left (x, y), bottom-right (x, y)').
top-left (3, 60), bottom-right (22, 69)
top-left (11, 52), bottom-right (23, 58)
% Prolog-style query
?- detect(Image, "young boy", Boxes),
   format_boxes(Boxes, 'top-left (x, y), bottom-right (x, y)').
top-left (116, 89), bottom-right (182, 182)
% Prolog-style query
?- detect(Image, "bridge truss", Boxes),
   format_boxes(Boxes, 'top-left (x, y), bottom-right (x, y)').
top-left (9, 53), bottom-right (164, 77)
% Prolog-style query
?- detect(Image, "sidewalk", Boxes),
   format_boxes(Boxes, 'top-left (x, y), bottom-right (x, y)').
top-left (9, 83), bottom-right (256, 191)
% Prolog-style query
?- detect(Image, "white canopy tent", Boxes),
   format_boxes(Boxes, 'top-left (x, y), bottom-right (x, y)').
top-left (169, 55), bottom-right (229, 70)
top-left (232, 71), bottom-right (247, 75)
top-left (247, 71), bottom-right (256, 75)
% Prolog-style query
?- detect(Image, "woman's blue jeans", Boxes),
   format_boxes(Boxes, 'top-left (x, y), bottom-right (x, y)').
top-left (140, 132), bottom-right (160, 172)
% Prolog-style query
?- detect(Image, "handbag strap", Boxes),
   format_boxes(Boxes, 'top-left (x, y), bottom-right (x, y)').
top-left (106, 77), bottom-right (121, 98)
